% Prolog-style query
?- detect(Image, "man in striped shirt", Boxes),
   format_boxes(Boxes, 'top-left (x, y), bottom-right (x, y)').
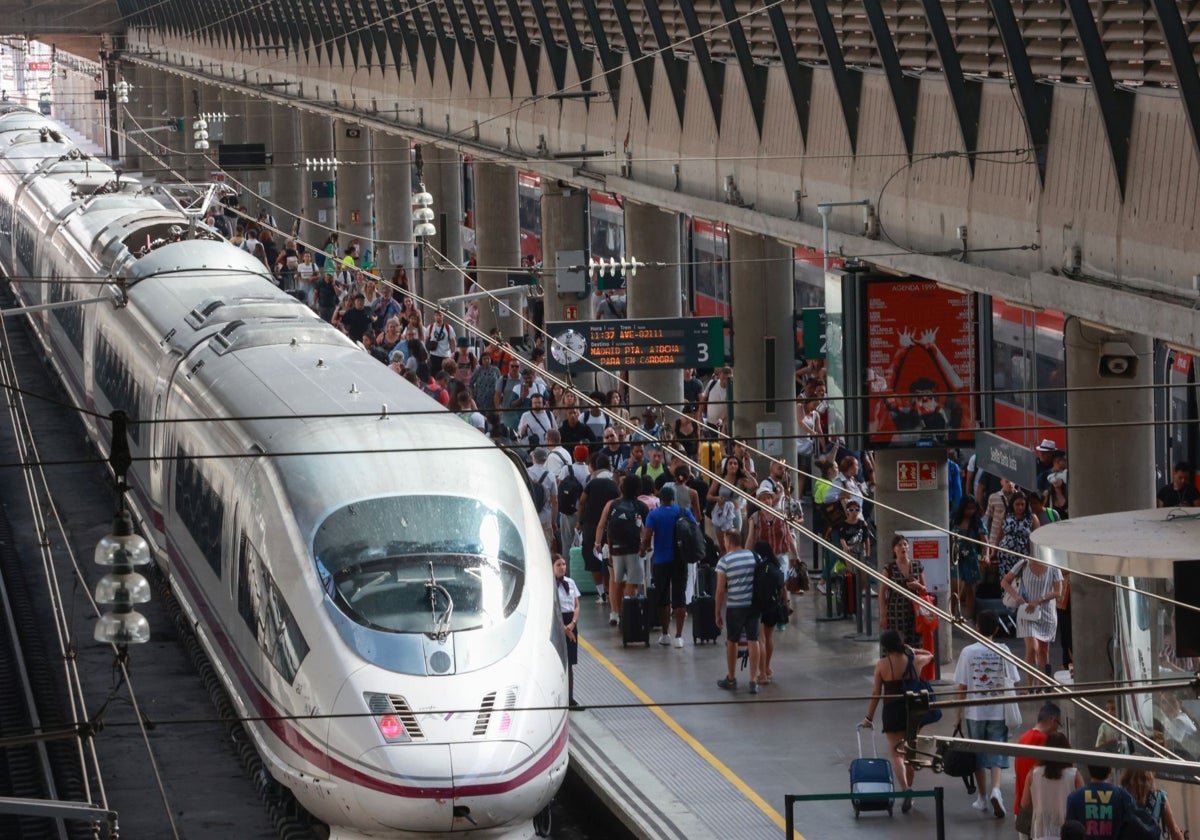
top-left (715, 529), bottom-right (761, 694)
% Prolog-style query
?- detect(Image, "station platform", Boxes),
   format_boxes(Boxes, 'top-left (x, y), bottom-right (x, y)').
top-left (566, 582), bottom-right (1030, 840)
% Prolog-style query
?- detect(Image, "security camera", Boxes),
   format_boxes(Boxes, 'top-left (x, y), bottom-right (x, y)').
top-left (1098, 340), bottom-right (1138, 379)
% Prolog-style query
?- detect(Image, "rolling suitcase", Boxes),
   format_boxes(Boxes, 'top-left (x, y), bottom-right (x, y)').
top-left (622, 556), bottom-right (655, 648)
top-left (850, 727), bottom-right (895, 817)
top-left (832, 570), bottom-right (856, 618)
top-left (691, 565), bottom-right (719, 644)
top-left (569, 545), bottom-right (596, 595)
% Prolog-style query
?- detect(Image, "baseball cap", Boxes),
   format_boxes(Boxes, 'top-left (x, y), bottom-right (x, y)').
top-left (573, 445), bottom-right (590, 462)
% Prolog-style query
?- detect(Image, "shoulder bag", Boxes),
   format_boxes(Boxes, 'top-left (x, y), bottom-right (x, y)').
top-left (900, 652), bottom-right (943, 728)
top-left (1001, 559), bottom-right (1028, 610)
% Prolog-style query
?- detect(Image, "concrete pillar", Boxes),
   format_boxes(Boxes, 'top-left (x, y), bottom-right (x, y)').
top-left (335, 119), bottom-right (373, 253)
top-left (873, 449), bottom-right (953, 663)
top-left (240, 96), bottom-right (272, 216)
top-left (268, 103), bottom-right (301, 237)
top-left (128, 63), bottom-right (157, 175)
top-left (1063, 319), bottom-right (1155, 748)
top-left (624, 199), bottom-right (683, 410)
top-left (219, 87), bottom-right (245, 148)
top-left (541, 179), bottom-right (590, 323)
top-left (373, 133), bottom-right (412, 273)
top-left (193, 82), bottom-right (220, 183)
top-left (298, 110), bottom-right (335, 253)
top-left (418, 144), bottom-right (463, 315)
top-left (472, 160), bottom-right (519, 337)
top-left (729, 229), bottom-right (796, 476)
top-left (164, 73), bottom-right (189, 181)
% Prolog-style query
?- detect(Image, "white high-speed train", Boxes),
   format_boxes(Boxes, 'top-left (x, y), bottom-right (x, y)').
top-left (0, 104), bottom-right (568, 839)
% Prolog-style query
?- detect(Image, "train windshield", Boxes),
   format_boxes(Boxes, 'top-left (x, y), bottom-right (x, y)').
top-left (313, 496), bottom-right (525, 635)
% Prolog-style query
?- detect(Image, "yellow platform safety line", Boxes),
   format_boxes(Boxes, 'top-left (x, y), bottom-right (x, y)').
top-left (579, 636), bottom-right (791, 835)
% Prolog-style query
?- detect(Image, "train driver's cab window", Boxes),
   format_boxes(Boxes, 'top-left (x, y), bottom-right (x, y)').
top-left (314, 496), bottom-right (525, 635)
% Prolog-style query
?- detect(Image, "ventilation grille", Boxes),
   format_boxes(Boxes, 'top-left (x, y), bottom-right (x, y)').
top-left (473, 688), bottom-right (518, 737)
top-left (367, 693), bottom-right (425, 741)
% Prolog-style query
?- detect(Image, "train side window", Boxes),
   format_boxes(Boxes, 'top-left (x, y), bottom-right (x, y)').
top-left (174, 446), bottom-right (225, 578)
top-left (237, 532), bottom-right (308, 683)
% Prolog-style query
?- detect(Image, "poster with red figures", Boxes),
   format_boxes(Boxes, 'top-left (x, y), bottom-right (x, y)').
top-left (866, 279), bottom-right (977, 446)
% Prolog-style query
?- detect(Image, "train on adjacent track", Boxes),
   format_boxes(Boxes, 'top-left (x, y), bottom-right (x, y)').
top-left (0, 104), bottom-right (568, 840)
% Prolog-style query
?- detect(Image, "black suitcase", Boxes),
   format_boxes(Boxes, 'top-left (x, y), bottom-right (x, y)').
top-left (621, 593), bottom-right (652, 647)
top-left (692, 565), bottom-right (719, 644)
top-left (833, 570), bottom-right (856, 618)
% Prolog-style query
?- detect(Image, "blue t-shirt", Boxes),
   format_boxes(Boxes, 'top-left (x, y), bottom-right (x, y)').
top-left (716, 548), bottom-right (756, 608)
top-left (1065, 782), bottom-right (1133, 837)
top-left (644, 504), bottom-right (697, 565)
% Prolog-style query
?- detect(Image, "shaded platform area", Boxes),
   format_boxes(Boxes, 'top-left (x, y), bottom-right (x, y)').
top-left (566, 587), bottom-right (1033, 840)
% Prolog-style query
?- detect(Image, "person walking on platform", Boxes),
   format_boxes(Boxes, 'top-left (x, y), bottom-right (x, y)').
top-left (553, 554), bottom-right (581, 709)
top-left (880, 536), bottom-right (925, 647)
top-left (862, 629), bottom-right (935, 810)
top-left (1002, 555), bottom-right (1062, 681)
top-left (640, 486), bottom-right (697, 648)
top-left (577, 452), bottom-right (619, 607)
top-left (714, 529), bottom-right (761, 694)
top-left (954, 610), bottom-right (1021, 819)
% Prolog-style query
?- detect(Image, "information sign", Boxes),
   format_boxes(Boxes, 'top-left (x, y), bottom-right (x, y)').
top-left (545, 317), bottom-right (724, 372)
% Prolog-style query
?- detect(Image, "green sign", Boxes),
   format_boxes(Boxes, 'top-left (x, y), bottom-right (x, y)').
top-left (545, 317), bottom-right (725, 372)
top-left (311, 180), bottom-right (335, 199)
top-left (802, 307), bottom-right (827, 359)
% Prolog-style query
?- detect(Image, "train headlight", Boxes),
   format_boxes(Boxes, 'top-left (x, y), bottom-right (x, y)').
top-left (364, 692), bottom-right (414, 743)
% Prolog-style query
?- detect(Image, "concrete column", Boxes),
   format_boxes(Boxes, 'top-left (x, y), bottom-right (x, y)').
top-left (298, 110), bottom-right (335, 253)
top-left (1063, 320), bottom-right (1155, 749)
top-left (373, 133), bottom-right (412, 273)
top-left (418, 145), bottom-right (463, 315)
top-left (220, 88), bottom-right (245, 148)
top-left (729, 229), bottom-right (796, 476)
top-left (240, 96), bottom-right (272, 216)
top-left (268, 103), bottom-right (301, 237)
top-left (335, 119), bottom-right (372, 252)
top-left (873, 449), bottom-right (952, 663)
top-left (164, 73), bottom-right (189, 181)
top-left (193, 82), bottom-right (221, 183)
top-left (541, 179), bottom-right (590, 323)
top-left (625, 199), bottom-right (683, 410)
top-left (128, 63), bottom-right (157, 175)
top-left (473, 160), bottom-right (521, 337)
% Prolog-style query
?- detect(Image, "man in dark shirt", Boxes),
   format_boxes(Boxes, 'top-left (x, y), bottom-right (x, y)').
top-left (577, 452), bottom-right (620, 603)
top-left (1065, 764), bottom-right (1134, 837)
top-left (1157, 461), bottom-right (1199, 508)
top-left (559, 407), bottom-right (597, 449)
top-left (339, 293), bottom-right (372, 343)
top-left (315, 269), bottom-right (339, 322)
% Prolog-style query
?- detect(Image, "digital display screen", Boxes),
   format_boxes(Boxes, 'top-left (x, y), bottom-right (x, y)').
top-left (545, 317), bottom-right (725, 372)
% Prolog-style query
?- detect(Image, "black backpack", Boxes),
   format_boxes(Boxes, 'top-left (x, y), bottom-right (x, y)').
top-left (606, 499), bottom-right (642, 553)
top-left (558, 468), bottom-right (584, 515)
top-left (751, 552), bottom-right (785, 614)
top-left (673, 512), bottom-right (704, 564)
top-left (530, 471), bottom-right (550, 514)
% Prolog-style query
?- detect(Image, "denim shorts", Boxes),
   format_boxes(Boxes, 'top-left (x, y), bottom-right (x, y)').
top-left (965, 718), bottom-right (1010, 769)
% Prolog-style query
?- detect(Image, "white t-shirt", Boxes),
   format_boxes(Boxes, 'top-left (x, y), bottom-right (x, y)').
top-left (555, 576), bottom-right (581, 612)
top-left (705, 378), bottom-right (730, 424)
top-left (519, 410), bottom-right (554, 444)
top-left (546, 446), bottom-right (571, 476)
top-left (426, 321), bottom-right (455, 357)
top-left (583, 410), bottom-right (609, 438)
top-left (954, 641), bottom-right (1020, 722)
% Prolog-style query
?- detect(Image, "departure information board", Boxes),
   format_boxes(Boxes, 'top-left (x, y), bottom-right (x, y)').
top-left (546, 317), bottom-right (725, 372)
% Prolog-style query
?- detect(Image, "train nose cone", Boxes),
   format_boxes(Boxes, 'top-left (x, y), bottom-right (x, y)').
top-left (354, 744), bottom-right (454, 832)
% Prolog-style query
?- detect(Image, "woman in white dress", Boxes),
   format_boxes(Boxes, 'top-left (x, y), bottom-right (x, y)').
top-left (1019, 731), bottom-right (1082, 840)
top-left (1002, 556), bottom-right (1063, 682)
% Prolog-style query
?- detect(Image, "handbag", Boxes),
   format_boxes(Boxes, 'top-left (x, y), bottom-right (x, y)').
top-left (941, 722), bottom-right (977, 780)
top-left (1015, 804), bottom-right (1033, 836)
top-left (1003, 673), bottom-right (1023, 728)
top-left (785, 560), bottom-right (810, 594)
top-left (914, 593), bottom-right (938, 634)
top-left (901, 653), bottom-right (943, 728)
top-left (1001, 559), bottom-right (1028, 610)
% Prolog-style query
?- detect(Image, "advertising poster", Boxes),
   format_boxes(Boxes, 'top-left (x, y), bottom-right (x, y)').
top-left (866, 279), bottom-right (977, 446)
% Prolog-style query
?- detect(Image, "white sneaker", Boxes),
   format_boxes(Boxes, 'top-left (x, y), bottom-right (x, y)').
top-left (594, 593), bottom-right (605, 604)
top-left (989, 788), bottom-right (1005, 818)
top-left (971, 798), bottom-right (988, 812)
top-left (609, 611), bottom-right (619, 626)
top-left (674, 636), bottom-right (684, 648)
top-left (658, 633), bottom-right (672, 646)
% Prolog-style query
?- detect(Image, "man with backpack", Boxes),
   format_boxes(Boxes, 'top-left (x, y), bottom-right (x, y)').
top-left (526, 447), bottom-right (558, 555)
top-left (640, 486), bottom-right (699, 648)
top-left (714, 529), bottom-right (762, 693)
top-left (595, 475), bottom-right (649, 625)
top-left (557, 445), bottom-right (590, 550)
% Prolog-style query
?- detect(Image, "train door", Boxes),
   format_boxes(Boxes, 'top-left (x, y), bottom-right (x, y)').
top-left (1160, 347), bottom-right (1198, 484)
